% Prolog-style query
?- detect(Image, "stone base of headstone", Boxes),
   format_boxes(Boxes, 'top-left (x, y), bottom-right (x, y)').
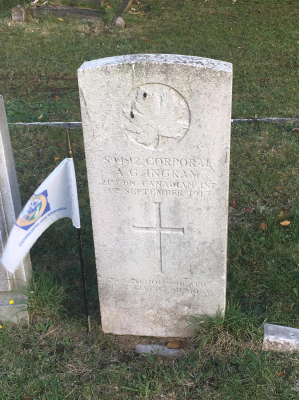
top-left (263, 323), bottom-right (299, 353)
top-left (0, 291), bottom-right (29, 324)
top-left (0, 305), bottom-right (28, 324)
top-left (30, 5), bottom-right (105, 22)
top-left (12, 5), bottom-right (28, 23)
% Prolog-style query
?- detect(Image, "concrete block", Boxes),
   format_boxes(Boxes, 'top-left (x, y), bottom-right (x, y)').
top-left (136, 344), bottom-right (184, 358)
top-left (263, 323), bottom-right (299, 353)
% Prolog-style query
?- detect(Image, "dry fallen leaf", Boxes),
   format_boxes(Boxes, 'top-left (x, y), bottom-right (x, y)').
top-left (57, 18), bottom-right (64, 21)
top-left (259, 223), bottom-right (267, 231)
top-left (280, 220), bottom-right (291, 226)
top-left (275, 187), bottom-right (281, 190)
top-left (55, 95), bottom-right (60, 99)
top-left (38, 114), bottom-right (43, 120)
top-left (277, 372), bottom-right (285, 376)
top-left (167, 341), bottom-right (184, 349)
top-left (144, 38), bottom-right (149, 42)
top-left (54, 157), bottom-right (61, 161)
top-left (278, 211), bottom-right (285, 219)
top-left (56, 143), bottom-right (63, 147)
top-left (232, 200), bottom-right (238, 209)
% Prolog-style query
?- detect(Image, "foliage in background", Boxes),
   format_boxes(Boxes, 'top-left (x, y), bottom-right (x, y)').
top-left (0, 0), bottom-right (23, 13)
top-left (0, 0), bottom-right (299, 122)
top-left (26, 270), bottom-right (70, 319)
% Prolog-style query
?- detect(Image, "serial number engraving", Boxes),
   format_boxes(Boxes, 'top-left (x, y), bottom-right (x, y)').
top-left (104, 156), bottom-right (212, 168)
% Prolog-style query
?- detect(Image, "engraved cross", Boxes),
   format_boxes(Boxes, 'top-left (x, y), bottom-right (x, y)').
top-left (133, 202), bottom-right (184, 274)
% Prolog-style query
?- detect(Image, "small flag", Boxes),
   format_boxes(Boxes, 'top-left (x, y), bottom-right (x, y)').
top-left (1, 157), bottom-right (80, 274)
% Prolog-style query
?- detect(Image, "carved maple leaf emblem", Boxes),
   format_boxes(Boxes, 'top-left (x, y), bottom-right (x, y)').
top-left (122, 84), bottom-right (190, 149)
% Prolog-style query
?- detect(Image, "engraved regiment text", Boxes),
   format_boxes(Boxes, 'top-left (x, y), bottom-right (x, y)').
top-left (100, 156), bottom-right (216, 198)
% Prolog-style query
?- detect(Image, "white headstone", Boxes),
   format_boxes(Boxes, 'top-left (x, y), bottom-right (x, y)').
top-left (78, 54), bottom-right (232, 337)
top-left (0, 96), bottom-right (32, 323)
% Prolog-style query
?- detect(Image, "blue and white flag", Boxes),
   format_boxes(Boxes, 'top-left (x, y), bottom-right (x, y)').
top-left (1, 158), bottom-right (80, 274)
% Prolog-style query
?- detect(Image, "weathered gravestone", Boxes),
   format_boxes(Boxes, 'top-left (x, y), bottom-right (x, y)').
top-left (0, 96), bottom-right (31, 323)
top-left (78, 54), bottom-right (232, 337)
top-left (12, 5), bottom-right (28, 23)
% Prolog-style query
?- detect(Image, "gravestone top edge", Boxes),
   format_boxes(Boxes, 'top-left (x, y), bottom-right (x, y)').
top-left (78, 54), bottom-right (232, 73)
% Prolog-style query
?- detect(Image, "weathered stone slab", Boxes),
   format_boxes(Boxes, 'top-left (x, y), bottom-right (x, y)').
top-left (0, 96), bottom-right (31, 323)
top-left (78, 54), bottom-right (232, 337)
top-left (30, 5), bottom-right (105, 22)
top-left (136, 344), bottom-right (184, 359)
top-left (263, 323), bottom-right (299, 353)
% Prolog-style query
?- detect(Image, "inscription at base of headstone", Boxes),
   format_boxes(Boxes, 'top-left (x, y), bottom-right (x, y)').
top-left (78, 54), bottom-right (232, 337)
top-left (0, 96), bottom-right (32, 323)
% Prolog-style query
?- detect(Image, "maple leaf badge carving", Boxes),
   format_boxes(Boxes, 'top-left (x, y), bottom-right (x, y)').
top-left (122, 84), bottom-right (190, 149)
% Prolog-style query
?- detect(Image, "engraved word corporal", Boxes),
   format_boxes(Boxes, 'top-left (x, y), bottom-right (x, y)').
top-left (133, 202), bottom-right (184, 274)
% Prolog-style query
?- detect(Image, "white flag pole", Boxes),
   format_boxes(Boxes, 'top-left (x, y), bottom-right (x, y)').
top-left (66, 131), bottom-right (91, 333)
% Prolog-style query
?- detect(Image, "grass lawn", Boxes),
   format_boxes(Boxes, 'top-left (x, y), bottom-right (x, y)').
top-left (1, 0), bottom-right (299, 399)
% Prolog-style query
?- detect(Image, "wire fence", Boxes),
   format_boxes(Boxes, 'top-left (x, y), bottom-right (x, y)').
top-left (8, 117), bottom-right (299, 129)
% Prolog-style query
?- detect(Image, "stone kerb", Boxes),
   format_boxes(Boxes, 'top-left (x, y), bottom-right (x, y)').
top-left (78, 54), bottom-right (232, 337)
